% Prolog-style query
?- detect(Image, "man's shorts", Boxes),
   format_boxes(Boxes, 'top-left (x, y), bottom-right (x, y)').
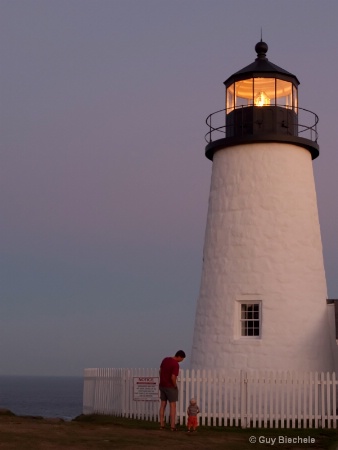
top-left (159, 387), bottom-right (178, 403)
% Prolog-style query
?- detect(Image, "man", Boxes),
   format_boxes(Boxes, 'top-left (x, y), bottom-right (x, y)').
top-left (159, 350), bottom-right (186, 431)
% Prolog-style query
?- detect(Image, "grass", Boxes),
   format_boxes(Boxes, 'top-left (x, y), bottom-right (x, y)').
top-left (74, 415), bottom-right (338, 449)
top-left (0, 412), bottom-right (338, 449)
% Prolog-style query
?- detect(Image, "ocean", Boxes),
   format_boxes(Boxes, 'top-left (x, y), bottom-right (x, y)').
top-left (0, 376), bottom-right (83, 420)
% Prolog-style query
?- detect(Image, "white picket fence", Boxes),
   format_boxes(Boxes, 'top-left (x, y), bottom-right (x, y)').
top-left (83, 368), bottom-right (338, 429)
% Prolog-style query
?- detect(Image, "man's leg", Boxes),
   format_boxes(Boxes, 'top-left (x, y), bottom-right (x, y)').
top-left (159, 400), bottom-right (167, 427)
top-left (169, 401), bottom-right (177, 429)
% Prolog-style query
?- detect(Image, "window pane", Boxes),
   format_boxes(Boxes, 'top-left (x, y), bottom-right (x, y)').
top-left (293, 84), bottom-right (298, 112)
top-left (240, 302), bottom-right (261, 337)
top-left (226, 83), bottom-right (235, 113)
top-left (254, 78), bottom-right (275, 106)
top-left (276, 79), bottom-right (292, 109)
top-left (235, 79), bottom-right (253, 107)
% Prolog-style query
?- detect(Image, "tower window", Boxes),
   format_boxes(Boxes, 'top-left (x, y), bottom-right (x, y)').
top-left (240, 302), bottom-right (261, 337)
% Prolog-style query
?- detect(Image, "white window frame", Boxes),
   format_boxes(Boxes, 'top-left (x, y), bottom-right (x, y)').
top-left (235, 298), bottom-right (262, 339)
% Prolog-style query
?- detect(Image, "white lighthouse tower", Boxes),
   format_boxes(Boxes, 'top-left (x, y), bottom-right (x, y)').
top-left (191, 41), bottom-right (334, 372)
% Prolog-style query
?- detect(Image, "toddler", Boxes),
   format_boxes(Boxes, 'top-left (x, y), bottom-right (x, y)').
top-left (186, 398), bottom-right (200, 432)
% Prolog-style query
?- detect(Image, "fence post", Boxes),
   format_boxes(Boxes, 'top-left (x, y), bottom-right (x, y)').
top-left (121, 368), bottom-right (126, 418)
top-left (83, 368), bottom-right (95, 415)
top-left (240, 370), bottom-right (248, 428)
top-left (333, 372), bottom-right (337, 429)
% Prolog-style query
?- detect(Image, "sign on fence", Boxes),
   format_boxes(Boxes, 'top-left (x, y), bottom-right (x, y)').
top-left (133, 376), bottom-right (159, 401)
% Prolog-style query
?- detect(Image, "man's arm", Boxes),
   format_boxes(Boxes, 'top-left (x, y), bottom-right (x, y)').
top-left (171, 373), bottom-right (177, 388)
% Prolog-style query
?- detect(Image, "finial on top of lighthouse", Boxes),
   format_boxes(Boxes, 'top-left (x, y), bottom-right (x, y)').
top-left (255, 40), bottom-right (268, 59)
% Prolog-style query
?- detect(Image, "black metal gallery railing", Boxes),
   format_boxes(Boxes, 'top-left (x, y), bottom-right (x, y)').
top-left (205, 105), bottom-right (319, 144)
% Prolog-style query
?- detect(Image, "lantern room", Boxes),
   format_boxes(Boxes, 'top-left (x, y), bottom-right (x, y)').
top-left (226, 42), bottom-right (298, 111)
top-left (205, 41), bottom-right (319, 160)
top-left (225, 41), bottom-right (299, 139)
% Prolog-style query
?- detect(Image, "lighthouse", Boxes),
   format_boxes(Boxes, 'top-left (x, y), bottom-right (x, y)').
top-left (191, 41), bottom-right (334, 372)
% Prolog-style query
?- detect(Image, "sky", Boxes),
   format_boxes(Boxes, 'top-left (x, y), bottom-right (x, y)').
top-left (1, 0), bottom-right (338, 376)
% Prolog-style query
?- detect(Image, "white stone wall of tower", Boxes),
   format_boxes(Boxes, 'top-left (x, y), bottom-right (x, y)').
top-left (191, 142), bottom-right (334, 372)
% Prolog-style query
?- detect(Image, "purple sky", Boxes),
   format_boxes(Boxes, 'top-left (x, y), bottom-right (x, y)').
top-left (1, 0), bottom-right (338, 375)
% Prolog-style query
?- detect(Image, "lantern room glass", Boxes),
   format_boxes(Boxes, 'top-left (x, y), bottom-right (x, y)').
top-left (227, 83), bottom-right (235, 112)
top-left (234, 79), bottom-right (253, 107)
top-left (254, 78), bottom-right (275, 106)
top-left (226, 78), bottom-right (296, 112)
top-left (293, 84), bottom-right (298, 112)
top-left (276, 79), bottom-right (292, 109)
